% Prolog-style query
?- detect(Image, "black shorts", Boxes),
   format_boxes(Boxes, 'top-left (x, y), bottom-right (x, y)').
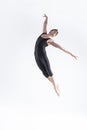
top-left (35, 55), bottom-right (53, 78)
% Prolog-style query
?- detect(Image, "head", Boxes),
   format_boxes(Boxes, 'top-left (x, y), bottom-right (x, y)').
top-left (49, 29), bottom-right (58, 37)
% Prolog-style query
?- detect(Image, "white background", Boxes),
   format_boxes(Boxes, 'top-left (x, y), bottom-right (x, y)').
top-left (0, 0), bottom-right (87, 130)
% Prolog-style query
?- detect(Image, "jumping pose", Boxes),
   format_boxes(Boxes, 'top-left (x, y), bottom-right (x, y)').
top-left (34, 14), bottom-right (77, 96)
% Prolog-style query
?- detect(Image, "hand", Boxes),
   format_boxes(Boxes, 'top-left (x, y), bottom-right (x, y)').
top-left (71, 54), bottom-right (78, 60)
top-left (43, 14), bottom-right (48, 18)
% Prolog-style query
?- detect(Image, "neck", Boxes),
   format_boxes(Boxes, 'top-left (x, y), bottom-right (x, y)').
top-left (47, 33), bottom-right (52, 37)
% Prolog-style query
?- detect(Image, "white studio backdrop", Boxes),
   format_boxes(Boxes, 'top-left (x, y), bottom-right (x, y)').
top-left (0, 0), bottom-right (87, 130)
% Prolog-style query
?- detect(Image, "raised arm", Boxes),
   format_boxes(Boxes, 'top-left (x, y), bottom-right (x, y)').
top-left (42, 14), bottom-right (48, 33)
top-left (48, 39), bottom-right (77, 60)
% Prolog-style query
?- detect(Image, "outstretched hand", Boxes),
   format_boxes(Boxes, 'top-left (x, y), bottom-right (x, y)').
top-left (43, 14), bottom-right (48, 18)
top-left (71, 54), bottom-right (78, 60)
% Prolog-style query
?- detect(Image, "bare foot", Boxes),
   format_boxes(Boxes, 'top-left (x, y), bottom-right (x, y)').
top-left (54, 84), bottom-right (60, 96)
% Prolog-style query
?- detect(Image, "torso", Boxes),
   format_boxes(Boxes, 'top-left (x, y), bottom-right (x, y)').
top-left (34, 33), bottom-right (50, 57)
top-left (41, 33), bottom-right (51, 46)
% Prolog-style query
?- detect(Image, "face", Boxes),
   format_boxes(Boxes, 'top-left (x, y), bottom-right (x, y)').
top-left (49, 30), bottom-right (58, 37)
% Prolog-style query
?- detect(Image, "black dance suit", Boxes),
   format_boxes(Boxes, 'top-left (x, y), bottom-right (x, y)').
top-left (34, 32), bottom-right (53, 78)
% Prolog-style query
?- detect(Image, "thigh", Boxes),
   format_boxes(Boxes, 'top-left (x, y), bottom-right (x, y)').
top-left (35, 58), bottom-right (49, 77)
top-left (40, 55), bottom-right (53, 76)
top-left (40, 55), bottom-right (51, 70)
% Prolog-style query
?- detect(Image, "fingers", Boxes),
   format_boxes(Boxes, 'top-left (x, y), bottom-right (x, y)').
top-left (43, 14), bottom-right (46, 17)
top-left (43, 14), bottom-right (48, 18)
top-left (71, 54), bottom-right (78, 60)
top-left (74, 56), bottom-right (78, 60)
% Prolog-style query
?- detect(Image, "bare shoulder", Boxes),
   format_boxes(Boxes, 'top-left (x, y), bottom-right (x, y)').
top-left (47, 39), bottom-right (54, 45)
top-left (41, 33), bottom-right (49, 38)
top-left (47, 39), bottom-right (53, 42)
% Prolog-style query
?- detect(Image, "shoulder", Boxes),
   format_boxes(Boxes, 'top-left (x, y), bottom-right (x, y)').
top-left (47, 39), bottom-right (54, 46)
top-left (41, 32), bottom-right (47, 35)
top-left (41, 32), bottom-right (47, 36)
top-left (47, 39), bottom-right (54, 43)
top-left (41, 32), bottom-right (50, 39)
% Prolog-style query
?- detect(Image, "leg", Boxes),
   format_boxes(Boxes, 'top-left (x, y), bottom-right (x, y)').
top-left (48, 76), bottom-right (60, 96)
top-left (35, 57), bottom-right (60, 96)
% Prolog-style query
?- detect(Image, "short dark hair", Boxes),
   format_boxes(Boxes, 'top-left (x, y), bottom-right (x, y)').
top-left (50, 29), bottom-right (58, 34)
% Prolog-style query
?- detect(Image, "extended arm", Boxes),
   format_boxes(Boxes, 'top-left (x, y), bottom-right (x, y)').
top-left (42, 14), bottom-right (48, 33)
top-left (48, 39), bottom-right (77, 60)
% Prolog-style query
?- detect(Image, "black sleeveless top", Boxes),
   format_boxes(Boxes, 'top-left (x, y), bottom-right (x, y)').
top-left (34, 33), bottom-right (50, 59)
